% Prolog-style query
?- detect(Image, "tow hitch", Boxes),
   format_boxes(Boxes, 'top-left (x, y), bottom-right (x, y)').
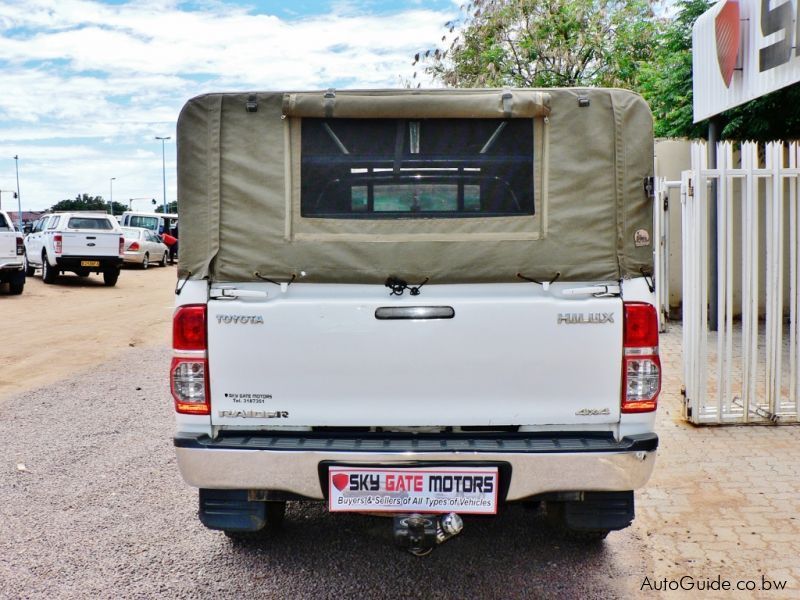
top-left (393, 512), bottom-right (464, 556)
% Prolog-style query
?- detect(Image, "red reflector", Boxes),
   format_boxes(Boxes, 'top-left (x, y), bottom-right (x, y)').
top-left (623, 302), bottom-right (659, 348)
top-left (173, 305), bottom-right (207, 351)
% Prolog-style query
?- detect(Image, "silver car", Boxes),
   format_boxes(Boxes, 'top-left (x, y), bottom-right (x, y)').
top-left (121, 227), bottom-right (169, 269)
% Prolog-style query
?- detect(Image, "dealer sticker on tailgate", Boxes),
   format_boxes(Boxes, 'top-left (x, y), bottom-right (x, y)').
top-left (328, 466), bottom-right (498, 514)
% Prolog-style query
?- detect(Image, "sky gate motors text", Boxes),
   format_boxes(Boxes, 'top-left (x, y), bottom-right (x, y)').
top-left (343, 473), bottom-right (495, 494)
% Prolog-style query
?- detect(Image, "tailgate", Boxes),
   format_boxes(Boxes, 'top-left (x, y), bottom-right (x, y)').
top-left (62, 232), bottom-right (120, 257)
top-left (0, 232), bottom-right (16, 260)
top-left (207, 283), bottom-right (623, 428)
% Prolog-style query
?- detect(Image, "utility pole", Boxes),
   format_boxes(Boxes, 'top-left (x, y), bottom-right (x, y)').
top-left (13, 155), bottom-right (22, 230)
top-left (109, 177), bottom-right (116, 215)
top-left (155, 136), bottom-right (171, 215)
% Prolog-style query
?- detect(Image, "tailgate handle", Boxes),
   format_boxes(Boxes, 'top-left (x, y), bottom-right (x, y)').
top-left (86, 236), bottom-right (96, 240)
top-left (375, 306), bottom-right (454, 320)
top-left (209, 286), bottom-right (268, 299)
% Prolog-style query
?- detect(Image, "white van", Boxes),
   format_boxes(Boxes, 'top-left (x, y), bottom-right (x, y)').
top-left (119, 211), bottom-right (178, 234)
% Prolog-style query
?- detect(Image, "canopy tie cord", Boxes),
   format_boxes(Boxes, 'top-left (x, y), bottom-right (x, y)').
top-left (254, 272), bottom-right (297, 287)
top-left (175, 271), bottom-right (192, 295)
top-left (516, 271), bottom-right (561, 286)
top-left (385, 276), bottom-right (429, 296)
top-left (639, 267), bottom-right (655, 293)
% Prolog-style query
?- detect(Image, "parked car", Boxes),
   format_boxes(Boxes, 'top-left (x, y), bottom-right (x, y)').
top-left (0, 209), bottom-right (25, 295)
top-left (24, 212), bottom-right (123, 286)
top-left (121, 227), bottom-right (169, 269)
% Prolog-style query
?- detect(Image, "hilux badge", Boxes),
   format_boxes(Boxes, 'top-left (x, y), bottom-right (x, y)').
top-left (557, 313), bottom-right (614, 325)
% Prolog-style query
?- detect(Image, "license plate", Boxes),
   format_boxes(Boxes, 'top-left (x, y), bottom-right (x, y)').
top-left (80, 260), bottom-right (100, 267)
top-left (328, 466), bottom-right (499, 514)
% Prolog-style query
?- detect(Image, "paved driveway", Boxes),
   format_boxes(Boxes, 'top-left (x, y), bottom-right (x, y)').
top-left (629, 324), bottom-right (800, 596)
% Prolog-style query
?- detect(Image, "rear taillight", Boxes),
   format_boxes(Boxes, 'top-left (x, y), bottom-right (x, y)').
top-left (128, 241), bottom-right (140, 251)
top-left (119, 236), bottom-right (125, 256)
top-left (621, 302), bottom-right (660, 413)
top-left (54, 234), bottom-right (62, 255)
top-left (171, 357), bottom-right (210, 414)
top-left (174, 305), bottom-right (207, 350)
top-left (172, 305), bottom-right (210, 415)
top-left (16, 236), bottom-right (23, 255)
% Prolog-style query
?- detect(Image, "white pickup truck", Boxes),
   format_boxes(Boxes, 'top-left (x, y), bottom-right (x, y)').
top-left (172, 88), bottom-right (660, 553)
top-left (24, 212), bottom-right (124, 286)
top-left (0, 210), bottom-right (25, 295)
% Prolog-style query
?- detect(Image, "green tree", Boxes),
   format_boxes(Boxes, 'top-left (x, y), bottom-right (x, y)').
top-left (418, 0), bottom-right (662, 89)
top-left (155, 201), bottom-right (177, 214)
top-left (50, 193), bottom-right (128, 215)
top-left (639, 0), bottom-right (800, 140)
top-left (638, 0), bottom-right (711, 138)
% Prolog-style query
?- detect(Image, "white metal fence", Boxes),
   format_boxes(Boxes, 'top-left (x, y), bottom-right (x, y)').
top-left (681, 141), bottom-right (800, 424)
top-left (654, 176), bottom-right (680, 332)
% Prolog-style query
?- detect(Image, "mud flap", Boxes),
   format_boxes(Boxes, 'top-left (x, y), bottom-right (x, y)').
top-left (562, 491), bottom-right (634, 531)
top-left (198, 489), bottom-right (266, 532)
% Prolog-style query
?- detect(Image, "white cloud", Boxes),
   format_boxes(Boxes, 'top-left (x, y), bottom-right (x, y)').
top-left (0, 0), bottom-right (455, 210)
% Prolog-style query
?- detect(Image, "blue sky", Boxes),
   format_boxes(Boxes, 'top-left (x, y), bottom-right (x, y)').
top-left (0, 0), bottom-right (457, 212)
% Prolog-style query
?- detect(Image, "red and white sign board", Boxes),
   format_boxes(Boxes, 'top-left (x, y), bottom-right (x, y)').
top-left (693, 0), bottom-right (800, 121)
top-left (328, 466), bottom-right (499, 514)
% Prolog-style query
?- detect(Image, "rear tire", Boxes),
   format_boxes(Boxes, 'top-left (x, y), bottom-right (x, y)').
top-left (160, 252), bottom-right (167, 267)
top-left (8, 272), bottom-right (24, 295)
top-left (103, 267), bottom-right (120, 287)
top-left (41, 255), bottom-right (57, 284)
top-left (141, 253), bottom-right (149, 270)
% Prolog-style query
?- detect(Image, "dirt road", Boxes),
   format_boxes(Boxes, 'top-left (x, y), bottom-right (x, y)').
top-left (0, 265), bottom-right (175, 401)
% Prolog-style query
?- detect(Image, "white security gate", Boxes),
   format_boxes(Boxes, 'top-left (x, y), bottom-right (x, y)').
top-left (654, 176), bottom-right (680, 333)
top-left (682, 141), bottom-right (800, 424)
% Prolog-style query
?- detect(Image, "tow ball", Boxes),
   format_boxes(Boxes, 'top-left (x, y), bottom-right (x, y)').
top-left (393, 512), bottom-right (464, 556)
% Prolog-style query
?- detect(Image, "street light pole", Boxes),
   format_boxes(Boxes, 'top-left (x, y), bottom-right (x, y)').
top-left (109, 177), bottom-right (116, 215)
top-left (13, 155), bottom-right (22, 230)
top-left (155, 136), bottom-right (171, 215)
top-left (0, 190), bottom-right (17, 211)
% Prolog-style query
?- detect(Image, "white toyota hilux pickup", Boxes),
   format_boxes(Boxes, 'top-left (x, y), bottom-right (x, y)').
top-left (0, 209), bottom-right (25, 295)
top-left (172, 88), bottom-right (660, 553)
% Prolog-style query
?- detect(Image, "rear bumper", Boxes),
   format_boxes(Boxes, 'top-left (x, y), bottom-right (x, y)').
top-left (174, 432), bottom-right (658, 501)
top-left (0, 260), bottom-right (23, 271)
top-left (56, 256), bottom-right (123, 269)
top-left (123, 251), bottom-right (144, 264)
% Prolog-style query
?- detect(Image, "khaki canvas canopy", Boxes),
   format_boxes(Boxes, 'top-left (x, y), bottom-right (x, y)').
top-left (177, 88), bottom-right (654, 284)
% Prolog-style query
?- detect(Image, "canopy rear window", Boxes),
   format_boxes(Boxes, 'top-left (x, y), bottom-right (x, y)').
top-left (300, 118), bottom-right (534, 219)
top-left (67, 217), bottom-right (113, 230)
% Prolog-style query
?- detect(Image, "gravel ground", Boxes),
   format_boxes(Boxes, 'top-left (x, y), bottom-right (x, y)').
top-left (1, 345), bottom-right (652, 599)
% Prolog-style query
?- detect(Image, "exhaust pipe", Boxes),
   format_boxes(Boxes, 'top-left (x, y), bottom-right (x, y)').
top-left (393, 512), bottom-right (464, 556)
